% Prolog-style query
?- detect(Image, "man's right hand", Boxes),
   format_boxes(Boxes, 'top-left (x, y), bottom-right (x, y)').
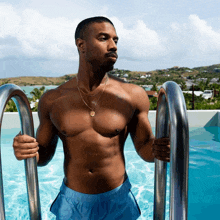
top-left (13, 133), bottom-right (39, 160)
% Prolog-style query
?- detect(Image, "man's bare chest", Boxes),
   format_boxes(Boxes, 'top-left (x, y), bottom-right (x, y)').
top-left (49, 91), bottom-right (134, 137)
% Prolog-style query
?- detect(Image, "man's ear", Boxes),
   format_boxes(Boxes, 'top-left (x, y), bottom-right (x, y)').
top-left (75, 38), bottom-right (85, 53)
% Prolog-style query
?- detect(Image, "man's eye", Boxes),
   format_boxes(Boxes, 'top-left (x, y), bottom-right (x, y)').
top-left (99, 37), bottom-right (106, 41)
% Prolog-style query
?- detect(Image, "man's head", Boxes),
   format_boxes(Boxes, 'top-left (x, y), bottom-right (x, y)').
top-left (75, 16), bottom-right (118, 73)
top-left (75, 16), bottom-right (115, 41)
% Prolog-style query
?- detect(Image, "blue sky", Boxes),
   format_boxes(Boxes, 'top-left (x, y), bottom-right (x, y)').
top-left (0, 0), bottom-right (220, 78)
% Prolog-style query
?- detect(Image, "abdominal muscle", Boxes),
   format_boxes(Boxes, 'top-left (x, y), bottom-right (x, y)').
top-left (62, 131), bottom-right (127, 194)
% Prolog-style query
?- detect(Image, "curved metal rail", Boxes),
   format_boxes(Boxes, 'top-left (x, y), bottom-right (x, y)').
top-left (153, 81), bottom-right (189, 220)
top-left (0, 84), bottom-right (41, 219)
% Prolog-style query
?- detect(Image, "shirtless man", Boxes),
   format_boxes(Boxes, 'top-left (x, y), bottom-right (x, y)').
top-left (13, 17), bottom-right (170, 219)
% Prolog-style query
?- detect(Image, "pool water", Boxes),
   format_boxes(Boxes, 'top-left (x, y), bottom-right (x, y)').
top-left (1, 127), bottom-right (220, 219)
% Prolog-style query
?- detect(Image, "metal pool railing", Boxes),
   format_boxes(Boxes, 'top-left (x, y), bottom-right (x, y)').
top-left (0, 84), bottom-right (41, 220)
top-left (153, 81), bottom-right (189, 220)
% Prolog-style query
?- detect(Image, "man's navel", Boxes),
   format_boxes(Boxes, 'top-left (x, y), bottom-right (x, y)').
top-left (89, 169), bottom-right (94, 174)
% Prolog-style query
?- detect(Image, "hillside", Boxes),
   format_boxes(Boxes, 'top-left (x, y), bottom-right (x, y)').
top-left (1, 64), bottom-right (220, 86)
top-left (0, 74), bottom-right (77, 86)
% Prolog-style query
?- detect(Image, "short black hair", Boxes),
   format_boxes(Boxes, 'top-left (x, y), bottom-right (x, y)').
top-left (75, 16), bottom-right (114, 41)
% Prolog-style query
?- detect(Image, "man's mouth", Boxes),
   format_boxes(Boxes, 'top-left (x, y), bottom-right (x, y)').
top-left (106, 52), bottom-right (118, 59)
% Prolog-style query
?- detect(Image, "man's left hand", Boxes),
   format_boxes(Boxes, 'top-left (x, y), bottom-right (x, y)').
top-left (152, 138), bottom-right (170, 162)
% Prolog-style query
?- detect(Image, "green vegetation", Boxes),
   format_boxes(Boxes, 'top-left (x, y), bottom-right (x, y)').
top-left (4, 86), bottom-right (47, 112)
top-left (149, 97), bottom-right (158, 110)
top-left (183, 93), bottom-right (220, 110)
top-left (2, 63), bottom-right (220, 111)
top-left (5, 99), bottom-right (17, 112)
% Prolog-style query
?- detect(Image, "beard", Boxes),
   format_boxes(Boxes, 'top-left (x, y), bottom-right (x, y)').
top-left (90, 58), bottom-right (115, 74)
top-left (100, 61), bottom-right (115, 73)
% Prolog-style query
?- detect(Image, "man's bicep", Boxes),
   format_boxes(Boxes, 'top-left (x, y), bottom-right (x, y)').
top-left (129, 87), bottom-right (154, 144)
top-left (36, 119), bottom-right (58, 148)
top-left (128, 110), bottom-right (155, 162)
top-left (36, 93), bottom-right (59, 165)
top-left (129, 111), bottom-right (154, 148)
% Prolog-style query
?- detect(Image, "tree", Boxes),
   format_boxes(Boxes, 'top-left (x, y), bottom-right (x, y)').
top-left (30, 86), bottom-right (46, 101)
top-left (149, 97), bottom-right (158, 110)
top-left (5, 99), bottom-right (17, 112)
top-left (151, 84), bottom-right (158, 92)
top-left (180, 81), bottom-right (187, 90)
top-left (0, 80), bottom-right (9, 86)
top-left (64, 75), bottom-right (72, 81)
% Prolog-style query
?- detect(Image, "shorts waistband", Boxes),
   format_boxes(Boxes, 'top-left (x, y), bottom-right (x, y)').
top-left (60, 177), bottom-right (131, 203)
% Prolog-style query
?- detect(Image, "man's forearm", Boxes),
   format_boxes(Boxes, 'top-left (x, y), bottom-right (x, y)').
top-left (137, 137), bottom-right (155, 163)
top-left (37, 146), bottom-right (54, 166)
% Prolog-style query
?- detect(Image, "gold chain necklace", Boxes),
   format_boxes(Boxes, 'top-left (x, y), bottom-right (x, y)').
top-left (76, 75), bottom-right (108, 117)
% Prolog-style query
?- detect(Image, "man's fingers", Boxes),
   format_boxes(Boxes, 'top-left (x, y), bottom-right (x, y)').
top-left (153, 149), bottom-right (170, 157)
top-left (14, 134), bottom-right (37, 143)
top-left (153, 144), bottom-right (170, 151)
top-left (14, 146), bottom-right (39, 154)
top-left (154, 138), bottom-right (170, 145)
top-left (16, 152), bottom-right (39, 161)
top-left (13, 142), bottom-right (39, 149)
top-left (14, 146), bottom-right (39, 160)
top-left (154, 155), bottom-right (170, 162)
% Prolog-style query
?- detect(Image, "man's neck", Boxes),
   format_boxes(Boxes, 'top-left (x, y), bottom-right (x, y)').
top-left (77, 64), bottom-right (108, 93)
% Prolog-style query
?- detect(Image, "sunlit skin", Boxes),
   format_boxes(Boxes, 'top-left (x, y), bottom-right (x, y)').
top-left (13, 22), bottom-right (170, 194)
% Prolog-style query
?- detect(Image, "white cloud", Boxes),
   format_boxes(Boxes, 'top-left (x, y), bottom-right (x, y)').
top-left (188, 14), bottom-right (220, 52)
top-left (0, 4), bottom-right (21, 37)
top-left (167, 14), bottom-right (220, 65)
top-left (111, 17), bottom-right (166, 60)
top-left (0, 3), bottom-right (79, 60)
top-left (0, 3), bottom-right (220, 70)
top-left (0, 4), bottom-right (166, 62)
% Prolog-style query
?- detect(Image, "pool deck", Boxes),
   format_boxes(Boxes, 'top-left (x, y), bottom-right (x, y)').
top-left (1, 110), bottom-right (220, 129)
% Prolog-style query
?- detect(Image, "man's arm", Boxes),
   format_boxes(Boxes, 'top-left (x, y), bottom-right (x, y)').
top-left (128, 85), bottom-right (170, 162)
top-left (36, 91), bottom-right (59, 166)
top-left (13, 90), bottom-right (59, 166)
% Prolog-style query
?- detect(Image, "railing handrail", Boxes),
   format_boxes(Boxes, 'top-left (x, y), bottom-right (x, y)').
top-left (153, 81), bottom-right (189, 220)
top-left (0, 84), bottom-right (41, 220)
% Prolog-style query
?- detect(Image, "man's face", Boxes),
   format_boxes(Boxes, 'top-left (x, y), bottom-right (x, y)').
top-left (83, 22), bottom-right (118, 72)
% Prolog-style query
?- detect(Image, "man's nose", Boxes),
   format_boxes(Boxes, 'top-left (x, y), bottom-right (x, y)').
top-left (108, 39), bottom-right (117, 51)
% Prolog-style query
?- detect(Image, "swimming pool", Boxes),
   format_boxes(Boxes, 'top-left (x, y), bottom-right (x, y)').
top-left (1, 126), bottom-right (220, 219)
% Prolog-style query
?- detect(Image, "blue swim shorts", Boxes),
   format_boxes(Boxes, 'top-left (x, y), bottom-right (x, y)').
top-left (50, 178), bottom-right (141, 220)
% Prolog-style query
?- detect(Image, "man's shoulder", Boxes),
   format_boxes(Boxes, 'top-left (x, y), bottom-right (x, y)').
top-left (108, 74), bottom-right (145, 94)
top-left (38, 84), bottom-right (66, 109)
top-left (40, 87), bottom-right (60, 101)
top-left (39, 79), bottom-right (73, 102)
top-left (108, 75), bottom-right (149, 108)
top-left (38, 79), bottom-right (77, 110)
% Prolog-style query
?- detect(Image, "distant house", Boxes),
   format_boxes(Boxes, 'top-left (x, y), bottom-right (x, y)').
top-left (196, 78), bottom-right (207, 82)
top-left (123, 73), bottom-right (129, 78)
top-left (210, 78), bottom-right (219, 83)
top-left (214, 68), bottom-right (220, 73)
top-left (163, 74), bottom-right (170, 77)
top-left (112, 73), bottom-right (120, 77)
top-left (183, 91), bottom-right (203, 96)
top-left (142, 85), bottom-right (153, 90)
top-left (121, 78), bottom-right (127, 82)
top-left (185, 80), bottom-right (197, 89)
top-left (145, 74), bottom-right (151, 78)
top-left (146, 91), bottom-right (158, 98)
